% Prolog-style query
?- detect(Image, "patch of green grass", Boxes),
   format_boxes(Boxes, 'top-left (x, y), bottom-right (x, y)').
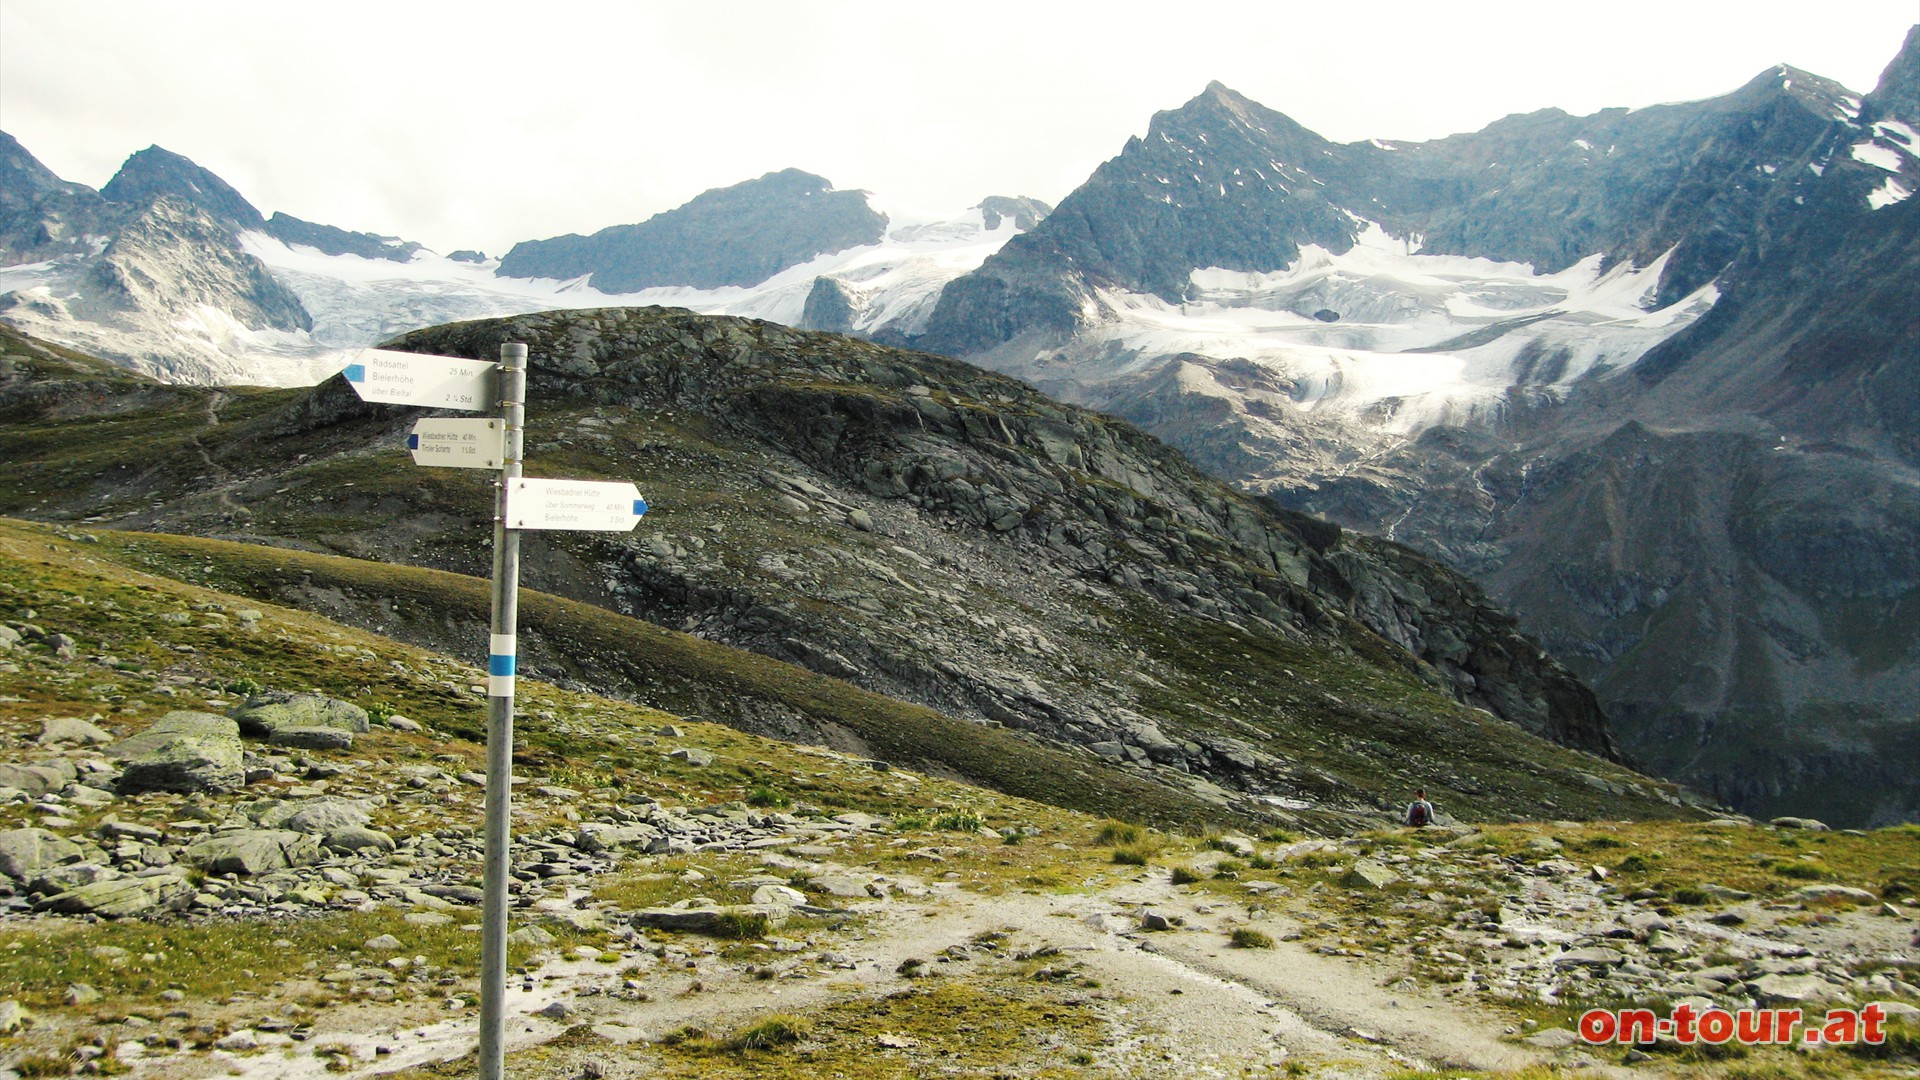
top-left (931, 810), bottom-right (983, 832)
top-left (1228, 928), bottom-right (1274, 949)
top-left (728, 1014), bottom-right (811, 1051)
top-left (711, 910), bottom-right (774, 940)
top-left (746, 785), bottom-right (790, 809)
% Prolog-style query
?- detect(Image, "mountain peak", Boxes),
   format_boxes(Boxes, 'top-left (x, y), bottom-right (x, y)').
top-left (496, 168), bottom-right (887, 292)
top-left (100, 145), bottom-right (265, 232)
top-left (1866, 23), bottom-right (1920, 119)
top-left (0, 130), bottom-right (72, 211)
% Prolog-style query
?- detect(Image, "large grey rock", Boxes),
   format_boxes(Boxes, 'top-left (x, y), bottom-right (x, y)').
top-left (183, 829), bottom-right (322, 875)
top-left (1752, 972), bottom-right (1847, 1006)
top-left (1340, 860), bottom-right (1401, 890)
top-left (31, 862), bottom-right (114, 895)
top-left (0, 760), bottom-right (78, 797)
top-left (0, 827), bottom-right (87, 882)
top-left (35, 872), bottom-right (194, 917)
top-left (232, 693), bottom-right (369, 741)
top-left (39, 717), bottom-right (113, 747)
top-left (267, 726), bottom-right (355, 750)
top-left (323, 826), bottom-right (396, 854)
top-left (250, 796), bottom-right (372, 835)
top-left (1555, 947), bottom-right (1626, 970)
top-left (111, 711), bottom-right (244, 794)
top-left (1790, 885), bottom-right (1878, 905)
top-left (630, 905), bottom-right (788, 934)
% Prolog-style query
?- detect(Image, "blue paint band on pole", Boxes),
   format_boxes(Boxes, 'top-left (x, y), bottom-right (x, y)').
top-left (343, 363), bottom-right (367, 382)
top-left (488, 654), bottom-right (516, 676)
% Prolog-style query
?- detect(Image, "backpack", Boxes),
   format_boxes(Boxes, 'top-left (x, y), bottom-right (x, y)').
top-left (1408, 801), bottom-right (1431, 827)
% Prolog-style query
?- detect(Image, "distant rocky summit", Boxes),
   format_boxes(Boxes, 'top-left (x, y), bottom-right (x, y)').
top-left (496, 169), bottom-right (888, 292)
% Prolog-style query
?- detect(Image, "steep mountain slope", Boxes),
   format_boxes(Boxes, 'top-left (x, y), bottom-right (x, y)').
top-left (907, 30), bottom-right (1920, 825)
top-left (0, 317), bottom-right (1693, 830)
top-left (497, 169), bottom-right (889, 292)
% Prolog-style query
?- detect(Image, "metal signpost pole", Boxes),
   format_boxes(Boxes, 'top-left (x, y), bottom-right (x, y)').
top-left (343, 339), bottom-right (642, 1075)
top-left (477, 342), bottom-right (527, 1080)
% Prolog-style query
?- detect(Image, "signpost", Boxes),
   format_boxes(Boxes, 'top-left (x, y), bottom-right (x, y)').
top-left (343, 348), bottom-right (496, 411)
top-left (505, 477), bottom-right (650, 531)
top-left (350, 343), bottom-right (647, 1080)
top-left (408, 417), bottom-right (508, 470)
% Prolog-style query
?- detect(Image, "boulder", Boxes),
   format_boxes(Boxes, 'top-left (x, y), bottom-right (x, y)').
top-left (630, 905), bottom-right (788, 934)
top-left (31, 862), bottom-right (114, 895)
top-left (323, 826), bottom-right (396, 854)
top-left (111, 712), bottom-right (244, 794)
top-left (1769, 817), bottom-right (1829, 831)
top-left (1554, 947), bottom-right (1625, 970)
top-left (1340, 860), bottom-right (1401, 890)
top-left (39, 717), bottom-right (113, 747)
top-left (183, 830), bottom-right (322, 875)
top-left (0, 827), bottom-right (87, 883)
top-left (0, 760), bottom-right (78, 797)
top-left (35, 872), bottom-right (194, 917)
top-left (1752, 972), bottom-right (1846, 1006)
top-left (251, 796), bottom-right (373, 834)
top-left (668, 748), bottom-right (714, 767)
top-left (268, 726), bottom-right (355, 751)
top-left (232, 693), bottom-right (369, 743)
top-left (751, 884), bottom-right (808, 908)
top-left (1791, 885), bottom-right (1878, 905)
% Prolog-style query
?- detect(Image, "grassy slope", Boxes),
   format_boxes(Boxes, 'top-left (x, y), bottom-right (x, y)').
top-left (0, 322), bottom-right (1700, 827)
top-left (2, 518), bottom-right (1915, 1080)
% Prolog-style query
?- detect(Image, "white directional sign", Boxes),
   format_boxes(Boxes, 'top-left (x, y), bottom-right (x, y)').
top-left (408, 417), bottom-right (507, 469)
top-left (504, 477), bottom-right (649, 532)
top-left (343, 349), bottom-right (495, 411)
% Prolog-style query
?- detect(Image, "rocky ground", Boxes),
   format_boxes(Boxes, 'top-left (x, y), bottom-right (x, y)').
top-left (1, 678), bottom-right (1915, 1078)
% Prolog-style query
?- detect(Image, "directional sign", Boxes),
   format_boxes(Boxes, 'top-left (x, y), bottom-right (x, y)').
top-left (409, 417), bottom-right (506, 470)
top-left (342, 348), bottom-right (494, 411)
top-left (504, 477), bottom-right (649, 531)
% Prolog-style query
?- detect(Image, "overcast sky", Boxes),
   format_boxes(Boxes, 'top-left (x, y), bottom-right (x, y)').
top-left (3, 1), bottom-right (1916, 255)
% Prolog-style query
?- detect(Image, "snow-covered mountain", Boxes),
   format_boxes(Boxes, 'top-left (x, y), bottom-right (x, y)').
top-left (0, 141), bottom-right (1046, 387)
top-left (4, 26), bottom-right (1919, 824)
top-left (910, 28), bottom-right (1920, 826)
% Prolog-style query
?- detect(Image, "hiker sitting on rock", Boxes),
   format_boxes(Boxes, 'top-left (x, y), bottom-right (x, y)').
top-left (1405, 789), bottom-right (1436, 827)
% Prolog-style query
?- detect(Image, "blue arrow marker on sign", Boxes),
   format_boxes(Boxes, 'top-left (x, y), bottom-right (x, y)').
top-left (407, 434), bottom-right (420, 450)
top-left (633, 498), bottom-right (649, 516)
top-left (343, 363), bottom-right (367, 382)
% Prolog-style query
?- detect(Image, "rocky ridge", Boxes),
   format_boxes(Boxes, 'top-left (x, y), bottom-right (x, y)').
top-left (496, 169), bottom-right (890, 293)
